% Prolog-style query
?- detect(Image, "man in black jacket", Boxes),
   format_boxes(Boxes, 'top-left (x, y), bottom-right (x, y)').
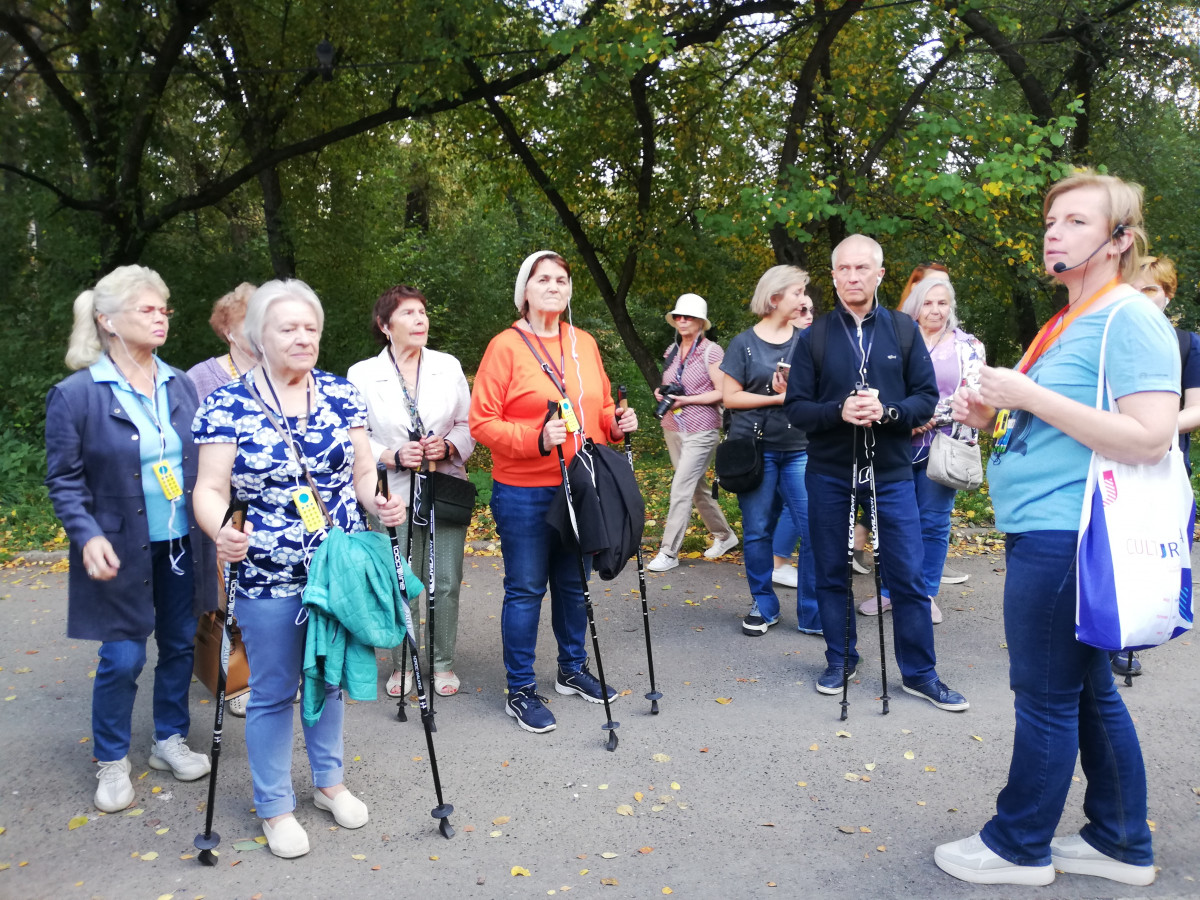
top-left (784, 234), bottom-right (968, 711)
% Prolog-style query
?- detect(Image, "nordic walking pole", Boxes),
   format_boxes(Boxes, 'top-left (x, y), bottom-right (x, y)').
top-left (377, 465), bottom-right (455, 838)
top-left (618, 385), bottom-right (661, 714)
top-left (841, 429), bottom-right (860, 722)
top-left (395, 430), bottom-right (421, 722)
top-left (424, 432), bottom-right (439, 726)
top-left (549, 400), bottom-right (620, 751)
top-left (195, 496), bottom-right (248, 866)
top-left (860, 423), bottom-right (890, 715)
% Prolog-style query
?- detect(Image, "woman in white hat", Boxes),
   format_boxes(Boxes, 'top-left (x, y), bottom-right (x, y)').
top-left (646, 293), bottom-right (737, 572)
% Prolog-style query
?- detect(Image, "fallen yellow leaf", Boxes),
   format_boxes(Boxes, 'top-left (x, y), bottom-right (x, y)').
top-left (903, 750), bottom-right (915, 760)
top-left (864, 763), bottom-right (876, 771)
top-left (796, 781), bottom-right (807, 787)
top-left (651, 753), bottom-right (671, 762)
top-left (155, 827), bottom-right (170, 835)
top-left (925, 766), bottom-right (937, 772)
top-left (490, 831), bottom-right (503, 837)
top-left (662, 888), bottom-right (673, 895)
top-left (836, 730), bottom-right (851, 738)
top-left (601, 851), bottom-right (618, 859)
top-left (809, 743), bottom-right (819, 751)
top-left (877, 845), bottom-right (887, 852)
top-left (352, 854), bottom-right (366, 860)
top-left (1147, 820), bottom-right (1156, 832)
top-left (68, 815), bottom-right (88, 830)
top-left (598, 784), bottom-right (608, 790)
top-left (580, 869), bottom-right (589, 875)
top-left (429, 855), bottom-right (439, 861)
top-left (859, 826), bottom-right (871, 833)
top-left (151, 786), bottom-right (162, 794)
top-left (670, 782), bottom-right (681, 791)
top-left (916, 800), bottom-right (926, 806)
top-left (844, 773), bottom-right (861, 782)
top-left (493, 815), bottom-right (510, 825)
top-left (616, 805), bottom-right (634, 816)
top-left (600, 878), bottom-right (619, 886)
top-left (971, 735), bottom-right (982, 742)
top-left (140, 851), bottom-right (159, 861)
top-left (511, 866), bottom-right (530, 877)
top-left (715, 697), bottom-right (732, 704)
top-left (634, 792), bottom-right (644, 802)
top-left (639, 846), bottom-right (654, 854)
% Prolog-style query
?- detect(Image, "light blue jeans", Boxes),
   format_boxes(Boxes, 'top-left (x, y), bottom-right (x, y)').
top-left (736, 450), bottom-right (819, 631)
top-left (236, 590), bottom-right (345, 819)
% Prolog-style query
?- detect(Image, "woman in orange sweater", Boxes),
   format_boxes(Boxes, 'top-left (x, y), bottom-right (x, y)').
top-left (470, 251), bottom-right (638, 734)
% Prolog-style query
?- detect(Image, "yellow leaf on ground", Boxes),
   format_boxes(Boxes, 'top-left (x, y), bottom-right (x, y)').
top-left (662, 888), bottom-right (674, 894)
top-left (1147, 820), bottom-right (1156, 831)
top-left (429, 855), bottom-right (439, 861)
top-left (600, 878), bottom-right (619, 886)
top-left (837, 826), bottom-right (856, 834)
top-left (601, 851), bottom-right (618, 859)
top-left (580, 869), bottom-right (589, 875)
top-left (864, 763), bottom-right (876, 771)
top-left (492, 815), bottom-right (510, 825)
top-left (156, 894), bottom-right (174, 900)
top-left (68, 815), bottom-right (88, 830)
top-left (634, 792), bottom-right (644, 802)
top-left (490, 831), bottom-right (503, 837)
top-left (670, 782), bottom-right (680, 790)
top-left (835, 730), bottom-right (851, 738)
top-left (714, 697), bottom-right (732, 704)
top-left (971, 735), bottom-right (982, 742)
top-left (151, 786), bottom-right (162, 794)
top-left (511, 866), bottom-right (530, 877)
top-left (616, 805), bottom-right (634, 816)
top-left (155, 827), bottom-right (169, 835)
top-left (903, 750), bottom-right (915, 760)
top-left (598, 784), bottom-right (608, 790)
top-left (140, 851), bottom-right (159, 861)
top-left (809, 743), bottom-right (819, 751)
top-left (126, 808), bottom-right (144, 816)
top-left (796, 781), bottom-right (807, 787)
top-left (916, 801), bottom-right (927, 806)
top-left (638, 846), bottom-right (654, 854)
top-left (651, 753), bottom-right (670, 762)
top-left (844, 773), bottom-right (861, 782)
top-left (924, 766), bottom-right (937, 772)
top-left (859, 826), bottom-right (871, 833)
top-left (877, 845), bottom-right (887, 852)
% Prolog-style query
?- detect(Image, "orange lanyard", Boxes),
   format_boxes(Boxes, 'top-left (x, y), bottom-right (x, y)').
top-left (1016, 278), bottom-right (1118, 374)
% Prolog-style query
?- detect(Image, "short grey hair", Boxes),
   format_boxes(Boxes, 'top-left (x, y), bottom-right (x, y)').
top-left (65, 265), bottom-right (170, 370)
top-left (900, 273), bottom-right (958, 332)
top-left (831, 234), bottom-right (884, 269)
top-left (243, 279), bottom-right (325, 357)
top-left (750, 265), bottom-right (809, 318)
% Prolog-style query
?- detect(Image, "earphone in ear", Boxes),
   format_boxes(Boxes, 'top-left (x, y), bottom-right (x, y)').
top-left (1112, 224), bottom-right (1127, 239)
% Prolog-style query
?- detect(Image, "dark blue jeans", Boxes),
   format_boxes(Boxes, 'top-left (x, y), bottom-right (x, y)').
top-left (736, 450), bottom-right (820, 631)
top-left (491, 480), bottom-right (589, 692)
top-left (807, 471), bottom-right (936, 686)
top-left (92, 540), bottom-right (195, 761)
top-left (980, 531), bottom-right (1152, 867)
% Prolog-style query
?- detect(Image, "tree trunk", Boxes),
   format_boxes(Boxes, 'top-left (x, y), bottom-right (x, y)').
top-left (258, 165), bottom-right (295, 278)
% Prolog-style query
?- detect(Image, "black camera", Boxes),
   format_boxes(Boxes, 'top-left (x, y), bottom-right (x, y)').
top-left (654, 382), bottom-right (685, 419)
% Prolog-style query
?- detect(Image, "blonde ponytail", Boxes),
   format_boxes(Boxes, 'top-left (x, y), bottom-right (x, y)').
top-left (64, 289), bottom-right (103, 370)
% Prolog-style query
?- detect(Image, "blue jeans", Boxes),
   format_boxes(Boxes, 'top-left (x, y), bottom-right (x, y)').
top-left (237, 590), bottom-right (345, 819)
top-left (491, 480), bottom-right (589, 692)
top-left (807, 471), bottom-right (937, 685)
top-left (980, 531), bottom-right (1152, 867)
top-left (913, 460), bottom-right (957, 597)
top-left (93, 541), bottom-right (195, 761)
top-left (737, 451), bottom-right (819, 631)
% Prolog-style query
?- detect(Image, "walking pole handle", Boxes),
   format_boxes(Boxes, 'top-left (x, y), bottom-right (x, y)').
top-left (617, 385), bottom-right (631, 451)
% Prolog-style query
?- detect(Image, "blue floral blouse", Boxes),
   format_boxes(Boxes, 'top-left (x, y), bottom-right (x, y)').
top-left (192, 370), bottom-right (367, 597)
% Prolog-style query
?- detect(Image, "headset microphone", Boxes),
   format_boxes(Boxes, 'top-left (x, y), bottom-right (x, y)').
top-left (1052, 225), bottom-right (1127, 274)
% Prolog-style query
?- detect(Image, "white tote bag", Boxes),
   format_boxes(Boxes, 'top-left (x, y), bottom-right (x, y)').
top-left (1076, 298), bottom-right (1196, 651)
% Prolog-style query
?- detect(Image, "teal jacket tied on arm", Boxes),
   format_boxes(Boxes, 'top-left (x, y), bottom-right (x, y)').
top-left (302, 528), bottom-right (422, 727)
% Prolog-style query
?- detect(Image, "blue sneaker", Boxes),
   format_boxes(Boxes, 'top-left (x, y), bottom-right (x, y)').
top-left (506, 685), bottom-right (556, 733)
top-left (555, 660), bottom-right (618, 704)
top-left (902, 678), bottom-right (969, 711)
top-left (816, 664), bottom-right (857, 695)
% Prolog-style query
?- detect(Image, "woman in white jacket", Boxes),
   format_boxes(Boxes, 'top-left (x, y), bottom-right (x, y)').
top-left (347, 285), bottom-right (475, 697)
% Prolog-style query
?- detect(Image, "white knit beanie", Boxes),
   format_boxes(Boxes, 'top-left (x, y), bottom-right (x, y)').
top-left (514, 250), bottom-right (571, 311)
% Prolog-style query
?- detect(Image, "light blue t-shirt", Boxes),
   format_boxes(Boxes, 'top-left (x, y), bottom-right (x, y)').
top-left (988, 294), bottom-right (1179, 533)
top-left (91, 355), bottom-right (186, 541)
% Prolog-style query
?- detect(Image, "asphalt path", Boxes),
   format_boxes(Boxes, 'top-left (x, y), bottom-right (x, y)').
top-left (2, 545), bottom-right (1198, 900)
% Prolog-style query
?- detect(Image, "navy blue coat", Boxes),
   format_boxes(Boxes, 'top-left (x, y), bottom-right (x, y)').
top-left (44, 364), bottom-right (217, 642)
top-left (784, 302), bottom-right (938, 483)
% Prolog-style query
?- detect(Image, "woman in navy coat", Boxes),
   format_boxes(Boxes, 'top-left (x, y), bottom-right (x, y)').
top-left (45, 265), bottom-right (216, 813)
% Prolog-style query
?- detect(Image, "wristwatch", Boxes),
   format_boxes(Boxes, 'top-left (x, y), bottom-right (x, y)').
top-left (881, 405), bottom-right (900, 424)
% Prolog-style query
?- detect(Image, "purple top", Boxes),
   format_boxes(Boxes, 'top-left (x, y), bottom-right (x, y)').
top-left (186, 355), bottom-right (235, 401)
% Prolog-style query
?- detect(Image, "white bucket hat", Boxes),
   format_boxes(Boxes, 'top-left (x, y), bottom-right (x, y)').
top-left (666, 293), bottom-right (710, 331)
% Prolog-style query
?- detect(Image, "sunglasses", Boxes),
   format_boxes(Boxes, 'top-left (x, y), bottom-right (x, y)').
top-left (673, 314), bottom-right (697, 322)
top-left (796, 305), bottom-right (814, 315)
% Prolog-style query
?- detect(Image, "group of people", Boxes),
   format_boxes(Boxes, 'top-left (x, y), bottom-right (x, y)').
top-left (43, 170), bottom-right (1182, 884)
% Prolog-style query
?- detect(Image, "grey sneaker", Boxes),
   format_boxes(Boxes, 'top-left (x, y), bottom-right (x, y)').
top-left (935, 833), bottom-right (1054, 885)
top-left (851, 549), bottom-right (873, 574)
top-left (941, 566), bottom-right (969, 584)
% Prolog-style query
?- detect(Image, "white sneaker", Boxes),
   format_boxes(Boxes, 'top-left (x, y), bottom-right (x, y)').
top-left (1050, 834), bottom-right (1156, 886)
top-left (227, 692), bottom-right (248, 717)
top-left (771, 564), bottom-right (798, 587)
top-left (934, 833), bottom-right (1054, 885)
top-left (646, 552), bottom-right (678, 572)
top-left (931, 597), bottom-right (944, 624)
top-left (95, 757), bottom-right (134, 812)
top-left (940, 566), bottom-right (969, 584)
top-left (149, 734), bottom-right (211, 781)
top-left (704, 534), bottom-right (739, 559)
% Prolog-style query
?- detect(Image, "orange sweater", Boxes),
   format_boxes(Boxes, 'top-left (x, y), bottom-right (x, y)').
top-left (470, 324), bottom-right (618, 487)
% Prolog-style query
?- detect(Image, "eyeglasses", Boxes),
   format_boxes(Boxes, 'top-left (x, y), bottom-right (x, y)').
top-left (128, 305), bottom-right (175, 319)
top-left (796, 305), bottom-right (814, 316)
top-left (673, 314), bottom-right (696, 322)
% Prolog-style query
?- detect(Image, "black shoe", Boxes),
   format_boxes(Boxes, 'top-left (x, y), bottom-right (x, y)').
top-left (506, 685), bottom-right (556, 733)
top-left (1110, 651), bottom-right (1142, 677)
top-left (902, 679), bottom-right (970, 711)
top-left (555, 661), bottom-right (618, 704)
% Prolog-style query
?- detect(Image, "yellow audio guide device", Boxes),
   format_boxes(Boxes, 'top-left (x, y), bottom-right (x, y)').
top-left (154, 462), bottom-right (183, 501)
top-left (292, 487), bottom-right (325, 532)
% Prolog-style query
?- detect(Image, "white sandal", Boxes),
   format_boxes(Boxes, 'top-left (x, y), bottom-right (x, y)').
top-left (385, 669), bottom-right (411, 698)
top-left (433, 671), bottom-right (460, 696)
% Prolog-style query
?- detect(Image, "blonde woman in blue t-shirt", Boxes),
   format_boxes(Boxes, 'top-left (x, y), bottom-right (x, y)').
top-left (937, 172), bottom-right (1177, 888)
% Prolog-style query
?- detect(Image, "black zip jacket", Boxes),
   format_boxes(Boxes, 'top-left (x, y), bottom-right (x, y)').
top-left (784, 302), bottom-right (937, 482)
